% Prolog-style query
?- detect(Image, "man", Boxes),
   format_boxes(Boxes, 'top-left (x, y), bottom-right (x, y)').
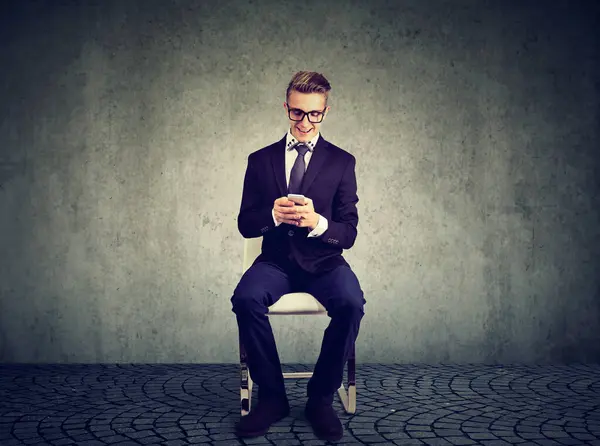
top-left (231, 71), bottom-right (365, 442)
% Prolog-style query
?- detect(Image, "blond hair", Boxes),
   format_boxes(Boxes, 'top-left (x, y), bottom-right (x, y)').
top-left (286, 71), bottom-right (331, 104)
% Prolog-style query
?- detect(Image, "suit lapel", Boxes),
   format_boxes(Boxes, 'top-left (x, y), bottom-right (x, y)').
top-left (270, 135), bottom-right (287, 197)
top-left (301, 135), bottom-right (330, 195)
top-left (269, 134), bottom-right (331, 197)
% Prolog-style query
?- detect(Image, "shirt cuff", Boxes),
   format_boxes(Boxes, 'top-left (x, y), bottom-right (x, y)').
top-left (272, 208), bottom-right (281, 227)
top-left (307, 214), bottom-right (328, 237)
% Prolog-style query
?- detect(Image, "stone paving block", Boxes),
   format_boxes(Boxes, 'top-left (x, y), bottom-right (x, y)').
top-left (467, 432), bottom-right (499, 440)
top-left (567, 427), bottom-right (588, 433)
top-left (519, 432), bottom-right (546, 440)
top-left (446, 436), bottom-right (478, 445)
top-left (186, 435), bottom-right (212, 444)
top-left (13, 431), bottom-right (40, 440)
top-left (516, 425), bottom-right (542, 432)
top-left (154, 426), bottom-right (183, 434)
top-left (500, 436), bottom-right (528, 444)
top-left (543, 430), bottom-right (571, 438)
top-left (268, 439), bottom-right (302, 445)
top-left (50, 439), bottom-right (76, 445)
top-left (162, 431), bottom-right (188, 440)
top-left (383, 432), bottom-right (412, 440)
top-left (39, 432), bottom-right (65, 441)
top-left (351, 427), bottom-right (378, 435)
top-left (137, 436), bottom-right (165, 444)
top-left (71, 433), bottom-right (100, 442)
top-left (422, 438), bottom-right (453, 445)
top-left (572, 432), bottom-right (597, 440)
top-left (124, 429), bottom-right (155, 439)
top-left (162, 439), bottom-right (187, 446)
top-left (184, 428), bottom-right (209, 436)
top-left (113, 425), bottom-right (136, 433)
top-left (409, 431), bottom-right (438, 439)
top-left (354, 434), bottom-right (390, 443)
top-left (406, 425), bottom-right (434, 432)
top-left (95, 434), bottom-right (129, 443)
top-left (434, 422), bottom-right (462, 429)
top-left (208, 426), bottom-right (236, 435)
top-left (22, 439), bottom-right (47, 445)
top-left (436, 429), bottom-right (465, 436)
top-left (378, 426), bottom-right (406, 433)
top-left (491, 430), bottom-right (516, 437)
top-left (556, 439), bottom-right (587, 445)
top-left (212, 432), bottom-right (241, 441)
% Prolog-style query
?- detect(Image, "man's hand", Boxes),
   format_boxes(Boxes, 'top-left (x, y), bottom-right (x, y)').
top-left (273, 196), bottom-right (320, 230)
top-left (273, 197), bottom-right (299, 225)
top-left (292, 197), bottom-right (320, 230)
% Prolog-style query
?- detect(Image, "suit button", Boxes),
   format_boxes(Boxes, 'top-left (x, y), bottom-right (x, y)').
top-left (288, 230), bottom-right (294, 236)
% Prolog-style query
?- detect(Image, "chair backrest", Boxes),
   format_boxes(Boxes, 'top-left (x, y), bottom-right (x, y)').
top-left (243, 237), bottom-right (263, 274)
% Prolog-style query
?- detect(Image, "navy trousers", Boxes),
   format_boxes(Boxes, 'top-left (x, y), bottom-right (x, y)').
top-left (231, 258), bottom-right (365, 405)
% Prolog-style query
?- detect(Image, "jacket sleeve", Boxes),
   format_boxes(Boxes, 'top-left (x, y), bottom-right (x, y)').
top-left (319, 155), bottom-right (359, 249)
top-left (237, 154), bottom-right (276, 238)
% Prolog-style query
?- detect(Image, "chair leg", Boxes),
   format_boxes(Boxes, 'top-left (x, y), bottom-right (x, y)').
top-left (347, 341), bottom-right (356, 414)
top-left (337, 342), bottom-right (357, 414)
top-left (239, 335), bottom-right (252, 416)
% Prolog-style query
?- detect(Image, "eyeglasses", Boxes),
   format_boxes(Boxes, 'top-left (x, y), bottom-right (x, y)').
top-left (286, 103), bottom-right (327, 123)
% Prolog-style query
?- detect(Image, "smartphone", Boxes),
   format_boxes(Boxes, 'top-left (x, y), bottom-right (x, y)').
top-left (287, 193), bottom-right (306, 205)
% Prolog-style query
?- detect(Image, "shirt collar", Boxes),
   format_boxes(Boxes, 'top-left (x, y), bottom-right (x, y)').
top-left (285, 129), bottom-right (319, 152)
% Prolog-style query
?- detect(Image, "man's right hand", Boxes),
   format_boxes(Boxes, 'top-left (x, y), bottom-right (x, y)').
top-left (273, 197), bottom-right (300, 225)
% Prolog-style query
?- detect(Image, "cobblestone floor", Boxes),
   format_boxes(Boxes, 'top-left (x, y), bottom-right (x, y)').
top-left (0, 364), bottom-right (599, 445)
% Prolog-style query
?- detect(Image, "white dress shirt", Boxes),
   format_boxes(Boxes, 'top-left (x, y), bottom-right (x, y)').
top-left (271, 129), bottom-right (329, 238)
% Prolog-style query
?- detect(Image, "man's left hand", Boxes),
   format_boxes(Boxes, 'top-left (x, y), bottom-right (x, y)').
top-left (292, 197), bottom-right (320, 230)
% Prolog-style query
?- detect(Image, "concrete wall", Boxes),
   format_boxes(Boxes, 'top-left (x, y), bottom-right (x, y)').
top-left (1, 0), bottom-right (599, 364)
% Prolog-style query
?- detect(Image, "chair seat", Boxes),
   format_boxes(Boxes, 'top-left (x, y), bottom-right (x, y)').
top-left (268, 292), bottom-right (326, 315)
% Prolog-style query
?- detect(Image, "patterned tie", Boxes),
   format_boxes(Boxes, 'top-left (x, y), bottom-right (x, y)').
top-left (288, 143), bottom-right (310, 194)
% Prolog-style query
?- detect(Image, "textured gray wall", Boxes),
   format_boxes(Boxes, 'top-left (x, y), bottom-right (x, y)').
top-left (1, 0), bottom-right (599, 364)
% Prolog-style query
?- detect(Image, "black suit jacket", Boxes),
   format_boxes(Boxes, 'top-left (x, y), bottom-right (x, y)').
top-left (237, 134), bottom-right (359, 274)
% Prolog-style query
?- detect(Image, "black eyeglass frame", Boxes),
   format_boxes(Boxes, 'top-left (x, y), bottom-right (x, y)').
top-left (285, 103), bottom-right (328, 123)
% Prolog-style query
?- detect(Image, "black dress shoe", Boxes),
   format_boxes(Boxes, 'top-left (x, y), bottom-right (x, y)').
top-left (304, 400), bottom-right (344, 442)
top-left (235, 398), bottom-right (290, 438)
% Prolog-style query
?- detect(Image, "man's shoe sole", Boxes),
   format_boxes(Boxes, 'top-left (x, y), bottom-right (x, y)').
top-left (313, 430), bottom-right (343, 442)
top-left (235, 409), bottom-right (289, 438)
top-left (305, 410), bottom-right (343, 442)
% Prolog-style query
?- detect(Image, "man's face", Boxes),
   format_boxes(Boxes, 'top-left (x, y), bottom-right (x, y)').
top-left (284, 91), bottom-right (330, 142)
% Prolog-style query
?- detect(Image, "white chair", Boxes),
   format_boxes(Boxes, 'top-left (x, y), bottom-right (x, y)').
top-left (238, 236), bottom-right (356, 416)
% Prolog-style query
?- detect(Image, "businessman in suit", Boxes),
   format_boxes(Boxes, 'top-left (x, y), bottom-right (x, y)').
top-left (231, 71), bottom-right (365, 442)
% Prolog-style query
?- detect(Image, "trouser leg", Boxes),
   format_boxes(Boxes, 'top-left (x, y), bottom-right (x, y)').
top-left (304, 265), bottom-right (365, 405)
top-left (231, 261), bottom-right (292, 401)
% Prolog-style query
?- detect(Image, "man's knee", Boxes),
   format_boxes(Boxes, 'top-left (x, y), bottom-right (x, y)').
top-left (331, 292), bottom-right (365, 319)
top-left (322, 267), bottom-right (365, 318)
top-left (231, 284), bottom-right (268, 314)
